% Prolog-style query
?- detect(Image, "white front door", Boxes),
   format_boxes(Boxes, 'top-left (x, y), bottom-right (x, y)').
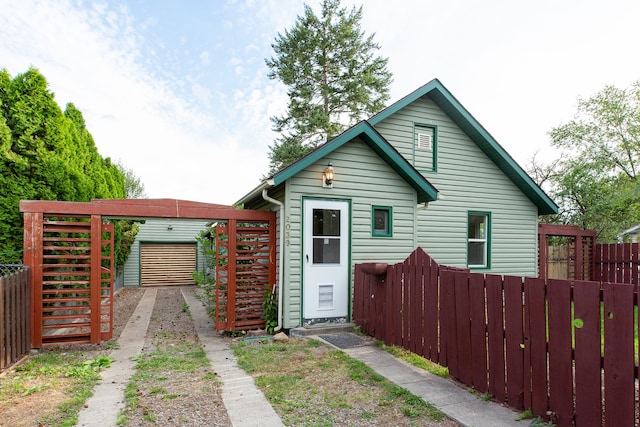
top-left (303, 199), bottom-right (350, 320)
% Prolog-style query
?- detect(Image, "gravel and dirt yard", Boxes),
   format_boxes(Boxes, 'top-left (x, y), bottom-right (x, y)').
top-left (117, 287), bottom-right (231, 426)
top-left (0, 286), bottom-right (461, 427)
top-left (0, 287), bottom-right (144, 427)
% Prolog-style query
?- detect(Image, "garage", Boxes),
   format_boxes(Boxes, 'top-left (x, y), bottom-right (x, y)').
top-left (122, 218), bottom-right (212, 288)
top-left (140, 242), bottom-right (197, 286)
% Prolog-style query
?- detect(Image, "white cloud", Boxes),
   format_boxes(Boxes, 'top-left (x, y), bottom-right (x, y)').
top-left (199, 51), bottom-right (211, 65)
top-left (191, 83), bottom-right (212, 106)
top-left (3, 0), bottom-right (640, 208)
top-left (0, 0), bottom-right (271, 204)
top-left (350, 0), bottom-right (640, 166)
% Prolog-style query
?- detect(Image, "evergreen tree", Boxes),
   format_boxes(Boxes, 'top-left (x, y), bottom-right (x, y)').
top-left (265, 0), bottom-right (392, 173)
top-left (0, 67), bottom-right (130, 263)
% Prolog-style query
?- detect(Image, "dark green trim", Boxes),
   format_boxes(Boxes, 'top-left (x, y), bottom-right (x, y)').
top-left (300, 197), bottom-right (353, 324)
top-left (466, 211), bottom-right (491, 270)
top-left (413, 123), bottom-right (438, 173)
top-left (271, 121), bottom-right (438, 204)
top-left (371, 205), bottom-right (393, 237)
top-left (369, 79), bottom-right (558, 215)
top-left (347, 199), bottom-right (352, 322)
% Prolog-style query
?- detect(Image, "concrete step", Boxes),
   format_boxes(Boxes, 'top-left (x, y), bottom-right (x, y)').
top-left (289, 322), bottom-right (356, 337)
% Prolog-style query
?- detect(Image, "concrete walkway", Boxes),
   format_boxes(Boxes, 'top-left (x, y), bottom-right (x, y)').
top-left (76, 287), bottom-right (283, 427)
top-left (77, 287), bottom-right (528, 427)
top-left (181, 288), bottom-right (284, 427)
top-left (340, 345), bottom-right (525, 427)
top-left (76, 288), bottom-right (158, 427)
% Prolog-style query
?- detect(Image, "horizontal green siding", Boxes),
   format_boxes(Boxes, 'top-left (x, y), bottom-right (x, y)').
top-left (282, 139), bottom-right (418, 328)
top-left (375, 95), bottom-right (539, 276)
top-left (123, 218), bottom-right (210, 287)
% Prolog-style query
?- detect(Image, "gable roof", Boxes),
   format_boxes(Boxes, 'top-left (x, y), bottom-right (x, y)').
top-left (369, 79), bottom-right (558, 215)
top-left (239, 121), bottom-right (438, 205)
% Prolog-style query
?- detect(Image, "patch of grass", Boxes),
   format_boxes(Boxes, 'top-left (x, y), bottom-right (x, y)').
top-left (384, 383), bottom-right (445, 420)
top-left (468, 388), bottom-right (492, 401)
top-left (118, 380), bottom-right (139, 426)
top-left (531, 416), bottom-right (556, 426)
top-left (361, 410), bottom-right (377, 420)
top-left (162, 393), bottom-right (180, 400)
top-left (49, 382), bottom-right (95, 427)
top-left (0, 351), bottom-right (110, 427)
top-left (375, 341), bottom-right (450, 378)
top-left (149, 386), bottom-right (166, 395)
top-left (202, 372), bottom-right (220, 383)
top-left (517, 408), bottom-right (534, 420)
top-left (232, 338), bottom-right (448, 425)
top-left (65, 355), bottom-right (112, 379)
top-left (133, 342), bottom-right (208, 375)
top-left (142, 408), bottom-right (157, 422)
top-left (21, 384), bottom-right (50, 396)
top-left (119, 341), bottom-right (211, 424)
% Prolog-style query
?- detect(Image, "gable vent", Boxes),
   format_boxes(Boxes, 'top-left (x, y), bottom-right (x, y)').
top-left (417, 133), bottom-right (432, 150)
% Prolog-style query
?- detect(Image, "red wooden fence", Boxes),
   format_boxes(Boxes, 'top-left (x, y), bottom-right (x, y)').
top-left (594, 242), bottom-right (640, 287)
top-left (0, 265), bottom-right (30, 370)
top-left (353, 247), bottom-right (640, 427)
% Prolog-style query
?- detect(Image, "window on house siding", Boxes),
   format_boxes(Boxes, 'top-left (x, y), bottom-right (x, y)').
top-left (414, 124), bottom-right (437, 172)
top-left (372, 206), bottom-right (392, 237)
top-left (468, 212), bottom-right (491, 268)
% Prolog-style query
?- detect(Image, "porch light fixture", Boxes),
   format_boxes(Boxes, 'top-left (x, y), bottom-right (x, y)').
top-left (323, 162), bottom-right (335, 188)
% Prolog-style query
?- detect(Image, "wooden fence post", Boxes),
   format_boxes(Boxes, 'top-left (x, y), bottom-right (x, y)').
top-left (603, 282), bottom-right (635, 426)
top-left (227, 220), bottom-right (237, 331)
top-left (573, 280), bottom-right (602, 426)
top-left (547, 279), bottom-right (573, 426)
top-left (524, 277), bottom-right (548, 418)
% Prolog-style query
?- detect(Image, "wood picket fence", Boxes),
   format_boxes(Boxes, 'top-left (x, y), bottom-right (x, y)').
top-left (594, 242), bottom-right (640, 286)
top-left (0, 265), bottom-right (31, 370)
top-left (353, 247), bottom-right (639, 427)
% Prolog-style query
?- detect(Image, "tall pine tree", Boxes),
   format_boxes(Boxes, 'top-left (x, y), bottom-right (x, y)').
top-left (265, 0), bottom-right (392, 173)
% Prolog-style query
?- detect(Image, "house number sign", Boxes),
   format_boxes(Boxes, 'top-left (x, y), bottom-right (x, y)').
top-left (285, 215), bottom-right (291, 246)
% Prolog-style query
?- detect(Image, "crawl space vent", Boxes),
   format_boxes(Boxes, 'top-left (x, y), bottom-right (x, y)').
top-left (318, 284), bottom-right (334, 309)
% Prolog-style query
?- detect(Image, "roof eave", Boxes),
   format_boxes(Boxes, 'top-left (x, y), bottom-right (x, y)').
top-left (269, 122), bottom-right (438, 203)
top-left (235, 181), bottom-right (272, 207)
top-left (371, 79), bottom-right (558, 215)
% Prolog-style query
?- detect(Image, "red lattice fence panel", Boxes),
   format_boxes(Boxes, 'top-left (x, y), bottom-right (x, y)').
top-left (215, 220), bottom-right (276, 331)
top-left (24, 214), bottom-right (114, 347)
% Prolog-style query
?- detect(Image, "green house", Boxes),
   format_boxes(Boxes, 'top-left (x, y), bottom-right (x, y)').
top-left (237, 79), bottom-right (557, 329)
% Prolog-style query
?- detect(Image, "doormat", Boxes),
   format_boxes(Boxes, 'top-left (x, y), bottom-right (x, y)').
top-left (319, 333), bottom-right (369, 349)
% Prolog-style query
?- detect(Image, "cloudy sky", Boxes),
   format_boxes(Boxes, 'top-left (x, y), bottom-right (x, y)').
top-left (1, 0), bottom-right (639, 204)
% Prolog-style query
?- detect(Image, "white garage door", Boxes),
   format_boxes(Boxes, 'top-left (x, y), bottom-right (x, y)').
top-left (140, 243), bottom-right (196, 286)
